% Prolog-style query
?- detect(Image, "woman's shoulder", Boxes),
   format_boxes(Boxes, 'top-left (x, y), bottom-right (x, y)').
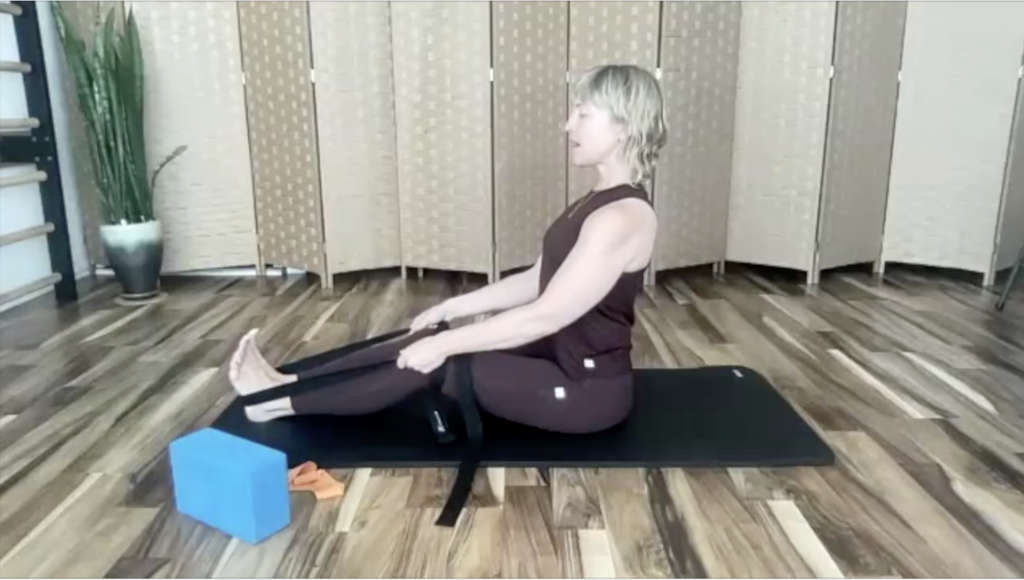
top-left (582, 195), bottom-right (657, 240)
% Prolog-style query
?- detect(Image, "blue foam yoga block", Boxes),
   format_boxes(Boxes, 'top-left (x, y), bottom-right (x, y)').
top-left (169, 427), bottom-right (290, 544)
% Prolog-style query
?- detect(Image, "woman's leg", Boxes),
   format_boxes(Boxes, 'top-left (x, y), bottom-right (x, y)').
top-left (228, 327), bottom-right (628, 434)
top-left (240, 364), bottom-right (444, 422)
top-left (228, 326), bottom-right (443, 397)
top-left (467, 352), bottom-right (634, 434)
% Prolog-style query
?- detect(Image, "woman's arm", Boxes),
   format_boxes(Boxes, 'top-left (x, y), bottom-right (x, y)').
top-left (441, 256), bottom-right (543, 320)
top-left (434, 203), bottom-right (650, 356)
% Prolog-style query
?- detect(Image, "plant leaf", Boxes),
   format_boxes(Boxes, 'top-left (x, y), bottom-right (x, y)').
top-left (150, 145), bottom-right (187, 194)
top-left (52, 2), bottom-right (165, 225)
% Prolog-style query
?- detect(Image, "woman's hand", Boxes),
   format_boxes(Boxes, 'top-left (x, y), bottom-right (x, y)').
top-left (410, 301), bottom-right (451, 333)
top-left (397, 335), bottom-right (450, 374)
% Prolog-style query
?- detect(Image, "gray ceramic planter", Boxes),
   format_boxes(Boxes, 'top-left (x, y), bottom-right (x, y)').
top-left (100, 220), bottom-right (164, 300)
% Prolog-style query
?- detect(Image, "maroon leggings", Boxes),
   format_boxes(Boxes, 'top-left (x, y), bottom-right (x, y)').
top-left (264, 327), bottom-right (633, 434)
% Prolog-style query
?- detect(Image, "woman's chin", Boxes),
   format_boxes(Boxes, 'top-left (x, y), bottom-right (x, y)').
top-left (569, 153), bottom-right (592, 168)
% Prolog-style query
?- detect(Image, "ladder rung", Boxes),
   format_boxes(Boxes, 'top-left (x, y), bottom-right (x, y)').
top-left (0, 223), bottom-right (55, 247)
top-left (0, 4), bottom-right (23, 16)
top-left (0, 61), bottom-right (31, 73)
top-left (0, 273), bottom-right (63, 307)
top-left (0, 169), bottom-right (47, 188)
top-left (0, 117), bottom-right (40, 133)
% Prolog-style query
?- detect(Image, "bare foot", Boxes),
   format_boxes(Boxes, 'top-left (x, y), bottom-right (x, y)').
top-left (245, 399), bottom-right (296, 423)
top-left (229, 329), bottom-right (295, 396)
top-left (244, 329), bottom-right (287, 380)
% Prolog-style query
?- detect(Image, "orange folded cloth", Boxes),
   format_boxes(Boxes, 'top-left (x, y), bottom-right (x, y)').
top-left (287, 461), bottom-right (345, 500)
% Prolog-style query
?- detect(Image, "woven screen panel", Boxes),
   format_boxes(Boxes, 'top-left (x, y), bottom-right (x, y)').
top-left (817, 2), bottom-right (906, 271)
top-left (128, 1), bottom-right (257, 273)
top-left (391, 1), bottom-right (493, 275)
top-left (726, 1), bottom-right (835, 272)
top-left (882, 2), bottom-right (1024, 276)
top-left (309, 1), bottom-right (402, 274)
top-left (493, 1), bottom-right (569, 273)
top-left (238, 2), bottom-right (324, 277)
top-left (567, 1), bottom-right (660, 202)
top-left (55, 1), bottom-right (125, 266)
top-left (654, 1), bottom-right (741, 271)
top-left (995, 75), bottom-right (1024, 272)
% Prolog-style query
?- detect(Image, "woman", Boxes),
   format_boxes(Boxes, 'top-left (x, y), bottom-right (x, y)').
top-left (229, 64), bottom-right (667, 436)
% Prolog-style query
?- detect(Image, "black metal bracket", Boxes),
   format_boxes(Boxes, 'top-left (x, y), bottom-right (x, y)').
top-left (1, 1), bottom-right (78, 304)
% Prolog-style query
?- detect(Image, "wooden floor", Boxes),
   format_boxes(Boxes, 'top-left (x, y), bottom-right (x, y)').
top-left (1, 265), bottom-right (1023, 578)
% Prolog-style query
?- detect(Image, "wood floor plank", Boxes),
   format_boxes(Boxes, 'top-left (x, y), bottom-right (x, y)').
top-left (828, 431), bottom-right (1018, 577)
top-left (901, 460), bottom-right (1024, 573)
top-left (645, 468), bottom-right (707, 577)
top-left (554, 529), bottom-right (585, 579)
top-left (330, 473), bottom-right (413, 577)
top-left (0, 473), bottom-right (147, 578)
top-left (40, 506), bottom-right (160, 578)
top-left (104, 557), bottom-right (170, 579)
top-left (577, 529), bottom-right (617, 579)
top-left (753, 465), bottom-right (938, 578)
top-left (594, 468), bottom-right (674, 578)
top-left (272, 532), bottom-right (344, 579)
top-left (552, 468), bottom-right (604, 529)
top-left (661, 468), bottom-right (814, 578)
top-left (501, 486), bottom-right (561, 578)
top-left (0, 470), bottom-right (93, 559)
top-left (448, 507), bottom-right (503, 578)
top-left (85, 367), bottom-right (221, 475)
top-left (767, 499), bottom-right (845, 578)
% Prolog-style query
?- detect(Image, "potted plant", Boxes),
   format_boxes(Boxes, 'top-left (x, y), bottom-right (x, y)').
top-left (53, 4), bottom-right (186, 302)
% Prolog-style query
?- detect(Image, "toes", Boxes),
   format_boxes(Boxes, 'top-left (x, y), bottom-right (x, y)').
top-left (230, 342), bottom-right (244, 370)
top-left (244, 330), bottom-right (261, 356)
top-left (239, 334), bottom-right (254, 362)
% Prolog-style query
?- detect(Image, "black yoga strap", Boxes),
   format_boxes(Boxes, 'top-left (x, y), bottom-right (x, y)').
top-left (435, 354), bottom-right (483, 527)
top-left (275, 326), bottom-right (412, 375)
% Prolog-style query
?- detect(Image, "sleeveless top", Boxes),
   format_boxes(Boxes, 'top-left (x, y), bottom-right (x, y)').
top-left (537, 183), bottom-right (651, 380)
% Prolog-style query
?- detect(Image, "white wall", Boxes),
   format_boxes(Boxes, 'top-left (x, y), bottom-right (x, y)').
top-left (0, 0), bottom-right (90, 311)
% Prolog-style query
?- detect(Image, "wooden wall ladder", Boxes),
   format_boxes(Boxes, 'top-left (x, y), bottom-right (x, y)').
top-left (0, 1), bottom-right (78, 308)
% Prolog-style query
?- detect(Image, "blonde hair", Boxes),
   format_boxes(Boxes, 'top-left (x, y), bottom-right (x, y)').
top-left (572, 64), bottom-right (668, 188)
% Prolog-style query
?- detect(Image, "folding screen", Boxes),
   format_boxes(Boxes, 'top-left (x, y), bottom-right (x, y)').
top-left (309, 1), bottom-right (402, 276)
top-left (492, 1), bottom-right (569, 275)
top-left (815, 1), bottom-right (906, 278)
top-left (881, 2), bottom-right (1024, 284)
top-left (653, 1), bottom-right (740, 272)
top-left (390, 2), bottom-right (494, 278)
top-left (54, 1), bottom-right (123, 267)
top-left (994, 73), bottom-right (1024, 274)
top-left (726, 1), bottom-right (835, 280)
top-left (567, 1), bottom-right (660, 202)
top-left (129, 1), bottom-right (258, 273)
top-left (237, 1), bottom-right (326, 281)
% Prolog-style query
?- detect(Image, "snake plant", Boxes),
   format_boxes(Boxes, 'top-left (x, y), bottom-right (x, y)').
top-left (52, 3), bottom-right (185, 225)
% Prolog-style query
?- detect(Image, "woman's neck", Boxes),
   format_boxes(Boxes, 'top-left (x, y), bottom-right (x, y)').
top-left (593, 160), bottom-right (633, 191)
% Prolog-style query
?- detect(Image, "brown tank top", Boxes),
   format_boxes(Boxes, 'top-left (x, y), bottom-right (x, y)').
top-left (538, 183), bottom-right (651, 380)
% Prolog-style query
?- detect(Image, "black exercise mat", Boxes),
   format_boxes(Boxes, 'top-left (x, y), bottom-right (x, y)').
top-left (211, 365), bottom-right (834, 468)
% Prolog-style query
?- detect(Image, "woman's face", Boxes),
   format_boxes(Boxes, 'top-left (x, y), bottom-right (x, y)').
top-left (564, 100), bottom-right (623, 169)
